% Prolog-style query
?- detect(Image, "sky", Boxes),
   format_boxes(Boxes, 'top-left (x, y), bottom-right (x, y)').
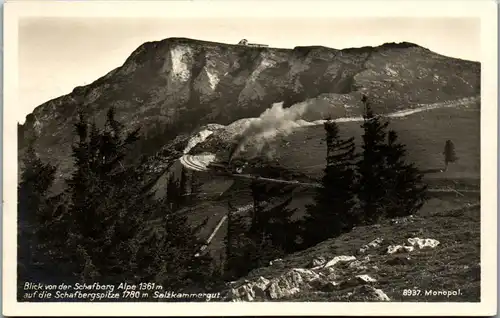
top-left (18, 17), bottom-right (480, 123)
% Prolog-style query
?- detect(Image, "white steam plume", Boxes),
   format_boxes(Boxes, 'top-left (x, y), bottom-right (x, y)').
top-left (229, 100), bottom-right (317, 160)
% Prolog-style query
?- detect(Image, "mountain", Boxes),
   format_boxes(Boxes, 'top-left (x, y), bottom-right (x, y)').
top-left (18, 37), bottom-right (480, 187)
top-left (18, 37), bottom-right (481, 269)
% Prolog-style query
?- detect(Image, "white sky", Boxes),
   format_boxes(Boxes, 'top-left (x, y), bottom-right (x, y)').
top-left (18, 17), bottom-right (480, 123)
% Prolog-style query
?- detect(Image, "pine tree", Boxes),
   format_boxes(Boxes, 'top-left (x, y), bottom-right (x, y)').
top-left (382, 130), bottom-right (428, 218)
top-left (223, 200), bottom-right (253, 280)
top-left (62, 108), bottom-right (142, 282)
top-left (443, 139), bottom-right (458, 171)
top-left (223, 182), bottom-right (297, 280)
top-left (358, 96), bottom-right (428, 223)
top-left (301, 119), bottom-right (358, 247)
top-left (248, 181), bottom-right (296, 260)
top-left (62, 107), bottom-right (214, 288)
top-left (264, 195), bottom-right (300, 254)
top-left (166, 167), bottom-right (188, 211)
top-left (133, 199), bottom-right (214, 291)
top-left (357, 96), bottom-right (391, 224)
top-left (17, 140), bottom-right (58, 284)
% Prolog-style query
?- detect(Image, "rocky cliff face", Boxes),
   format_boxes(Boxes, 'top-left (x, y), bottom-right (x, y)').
top-left (19, 38), bottom-right (480, 182)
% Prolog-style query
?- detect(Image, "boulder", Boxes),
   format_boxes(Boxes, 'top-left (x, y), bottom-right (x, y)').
top-left (359, 238), bottom-right (384, 254)
top-left (348, 260), bottom-right (368, 271)
top-left (387, 245), bottom-right (415, 254)
top-left (317, 266), bottom-right (339, 281)
top-left (356, 274), bottom-right (377, 283)
top-left (323, 255), bottom-right (357, 268)
top-left (226, 276), bottom-right (271, 301)
top-left (348, 285), bottom-right (391, 301)
top-left (348, 255), bottom-right (374, 271)
top-left (266, 268), bottom-right (321, 300)
top-left (308, 256), bottom-right (327, 268)
top-left (337, 275), bottom-right (377, 290)
top-left (407, 237), bottom-right (440, 249)
top-left (387, 237), bottom-right (439, 254)
top-left (387, 245), bottom-right (406, 254)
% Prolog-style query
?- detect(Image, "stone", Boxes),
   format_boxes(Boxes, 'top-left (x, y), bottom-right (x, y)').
top-left (317, 266), bottom-right (338, 281)
top-left (266, 268), bottom-right (321, 300)
top-left (403, 245), bottom-right (415, 253)
top-left (309, 256), bottom-right (327, 268)
top-left (387, 244), bottom-right (415, 254)
top-left (323, 255), bottom-right (356, 268)
top-left (359, 238), bottom-right (384, 253)
top-left (387, 245), bottom-right (406, 254)
top-left (225, 276), bottom-right (271, 301)
top-left (407, 237), bottom-right (440, 249)
top-left (269, 258), bottom-right (283, 266)
top-left (371, 288), bottom-right (391, 301)
top-left (348, 285), bottom-right (391, 301)
top-left (348, 260), bottom-right (368, 271)
top-left (252, 277), bottom-right (271, 298)
top-left (356, 274), bottom-right (377, 283)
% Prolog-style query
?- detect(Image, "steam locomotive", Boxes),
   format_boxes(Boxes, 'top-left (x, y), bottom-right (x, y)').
top-left (207, 160), bottom-right (246, 175)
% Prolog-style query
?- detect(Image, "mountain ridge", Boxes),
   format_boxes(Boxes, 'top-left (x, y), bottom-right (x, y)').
top-left (18, 37), bottom-right (480, 189)
top-left (19, 38), bottom-right (477, 126)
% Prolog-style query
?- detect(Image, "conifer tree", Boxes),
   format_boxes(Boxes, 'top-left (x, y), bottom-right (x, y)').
top-left (166, 167), bottom-right (189, 211)
top-left (443, 139), bottom-right (458, 171)
top-left (18, 141), bottom-right (58, 283)
top-left (382, 130), bottom-right (428, 218)
top-left (358, 96), bottom-right (428, 222)
top-left (62, 108), bottom-right (142, 282)
top-left (223, 182), bottom-right (297, 280)
top-left (248, 181), bottom-right (296, 260)
top-left (357, 96), bottom-right (391, 224)
top-left (62, 107), bottom-right (213, 288)
top-left (299, 119), bottom-right (358, 248)
top-left (223, 201), bottom-right (246, 279)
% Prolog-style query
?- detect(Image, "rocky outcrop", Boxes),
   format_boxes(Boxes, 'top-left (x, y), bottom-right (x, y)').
top-left (386, 237), bottom-right (440, 255)
top-left (223, 233), bottom-right (443, 302)
top-left (223, 252), bottom-right (392, 302)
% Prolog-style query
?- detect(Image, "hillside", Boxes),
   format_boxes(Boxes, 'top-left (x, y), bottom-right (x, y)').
top-left (171, 96), bottom-right (480, 257)
top-left (187, 96), bottom-right (480, 179)
top-left (222, 194), bottom-right (480, 302)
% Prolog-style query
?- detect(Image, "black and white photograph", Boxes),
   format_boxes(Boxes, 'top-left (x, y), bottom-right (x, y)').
top-left (3, 0), bottom-right (498, 316)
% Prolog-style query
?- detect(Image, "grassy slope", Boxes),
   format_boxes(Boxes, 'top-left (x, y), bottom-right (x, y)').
top-left (277, 103), bottom-right (480, 181)
top-left (236, 193), bottom-right (480, 302)
top-left (183, 102), bottom-right (480, 257)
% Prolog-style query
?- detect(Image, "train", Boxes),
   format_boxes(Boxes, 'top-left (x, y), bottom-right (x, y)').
top-left (207, 161), bottom-right (246, 175)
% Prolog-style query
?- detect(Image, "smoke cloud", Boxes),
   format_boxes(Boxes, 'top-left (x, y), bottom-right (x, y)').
top-left (229, 100), bottom-right (329, 160)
